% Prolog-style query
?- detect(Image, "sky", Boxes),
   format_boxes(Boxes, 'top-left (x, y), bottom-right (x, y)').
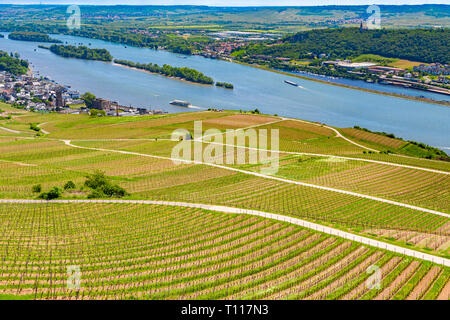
top-left (1, 1), bottom-right (449, 6)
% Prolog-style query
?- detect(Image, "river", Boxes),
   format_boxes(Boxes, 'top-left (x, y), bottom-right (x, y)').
top-left (1, 32), bottom-right (449, 149)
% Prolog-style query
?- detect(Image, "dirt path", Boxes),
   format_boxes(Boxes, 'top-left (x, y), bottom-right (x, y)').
top-left (283, 117), bottom-right (379, 152)
top-left (0, 126), bottom-right (21, 133)
top-left (37, 122), bottom-right (50, 134)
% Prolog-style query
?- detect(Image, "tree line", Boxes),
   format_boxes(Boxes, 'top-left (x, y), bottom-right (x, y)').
top-left (0, 50), bottom-right (29, 76)
top-left (48, 45), bottom-right (113, 62)
top-left (8, 31), bottom-right (61, 43)
top-left (114, 59), bottom-right (214, 85)
top-left (215, 82), bottom-right (234, 89)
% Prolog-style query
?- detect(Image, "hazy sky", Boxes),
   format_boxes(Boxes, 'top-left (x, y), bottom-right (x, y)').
top-left (1, 1), bottom-right (449, 6)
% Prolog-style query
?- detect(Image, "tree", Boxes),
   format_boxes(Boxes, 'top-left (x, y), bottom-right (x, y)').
top-left (81, 92), bottom-right (96, 109)
top-left (84, 171), bottom-right (128, 198)
top-left (85, 171), bottom-right (108, 189)
top-left (64, 181), bottom-right (76, 190)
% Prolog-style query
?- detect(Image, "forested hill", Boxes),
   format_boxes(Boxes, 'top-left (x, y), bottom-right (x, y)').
top-left (241, 28), bottom-right (449, 64)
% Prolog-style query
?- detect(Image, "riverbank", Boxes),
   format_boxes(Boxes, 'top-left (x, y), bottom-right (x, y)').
top-left (231, 60), bottom-right (450, 107)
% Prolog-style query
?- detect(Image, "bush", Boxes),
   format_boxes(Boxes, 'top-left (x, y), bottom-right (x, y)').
top-left (87, 189), bottom-right (105, 199)
top-left (64, 181), bottom-right (76, 190)
top-left (101, 184), bottom-right (127, 197)
top-left (90, 109), bottom-right (105, 117)
top-left (85, 171), bottom-right (128, 198)
top-left (32, 184), bottom-right (42, 193)
top-left (29, 123), bottom-right (41, 132)
top-left (38, 187), bottom-right (62, 200)
top-left (85, 171), bottom-right (109, 189)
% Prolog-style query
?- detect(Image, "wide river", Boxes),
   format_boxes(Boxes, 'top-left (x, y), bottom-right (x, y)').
top-left (1, 33), bottom-right (449, 149)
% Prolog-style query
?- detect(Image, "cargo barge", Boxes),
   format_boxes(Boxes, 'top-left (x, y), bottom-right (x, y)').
top-left (284, 80), bottom-right (298, 86)
top-left (170, 100), bottom-right (191, 107)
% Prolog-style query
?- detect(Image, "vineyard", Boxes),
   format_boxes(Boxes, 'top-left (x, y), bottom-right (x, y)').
top-left (0, 106), bottom-right (449, 300)
top-left (0, 203), bottom-right (448, 300)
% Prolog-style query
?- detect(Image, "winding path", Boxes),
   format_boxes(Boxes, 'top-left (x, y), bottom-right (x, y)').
top-left (1, 198), bottom-right (448, 267)
top-left (282, 117), bottom-right (379, 152)
top-left (0, 126), bottom-right (21, 134)
top-left (37, 122), bottom-right (50, 135)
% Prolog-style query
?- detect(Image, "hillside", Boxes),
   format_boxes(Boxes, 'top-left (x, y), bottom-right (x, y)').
top-left (0, 4), bottom-right (449, 30)
top-left (0, 104), bottom-right (448, 300)
top-left (236, 28), bottom-right (450, 64)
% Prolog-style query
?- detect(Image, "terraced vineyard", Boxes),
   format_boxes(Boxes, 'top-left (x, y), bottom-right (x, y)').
top-left (0, 106), bottom-right (449, 300)
top-left (0, 203), bottom-right (448, 300)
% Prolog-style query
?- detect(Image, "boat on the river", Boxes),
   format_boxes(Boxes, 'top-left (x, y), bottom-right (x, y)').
top-left (170, 100), bottom-right (191, 107)
top-left (284, 80), bottom-right (298, 86)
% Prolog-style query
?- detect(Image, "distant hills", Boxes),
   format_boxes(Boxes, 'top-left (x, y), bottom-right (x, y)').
top-left (0, 4), bottom-right (448, 30)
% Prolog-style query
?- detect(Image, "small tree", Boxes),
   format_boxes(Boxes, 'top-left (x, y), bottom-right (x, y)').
top-left (32, 184), bottom-right (42, 193)
top-left (84, 171), bottom-right (128, 198)
top-left (29, 123), bottom-right (41, 132)
top-left (81, 92), bottom-right (96, 109)
top-left (85, 171), bottom-right (109, 189)
top-left (64, 181), bottom-right (76, 190)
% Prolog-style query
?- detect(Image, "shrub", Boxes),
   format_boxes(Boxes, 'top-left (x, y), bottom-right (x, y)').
top-left (84, 171), bottom-right (128, 198)
top-left (32, 184), bottom-right (42, 193)
top-left (38, 187), bottom-right (62, 200)
top-left (29, 123), bottom-right (41, 132)
top-left (101, 184), bottom-right (127, 197)
top-left (90, 109), bottom-right (106, 117)
top-left (85, 171), bottom-right (109, 189)
top-left (87, 189), bottom-right (105, 199)
top-left (64, 181), bottom-right (76, 190)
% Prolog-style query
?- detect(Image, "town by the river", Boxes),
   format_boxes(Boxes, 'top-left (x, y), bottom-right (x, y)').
top-left (0, 32), bottom-right (449, 149)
